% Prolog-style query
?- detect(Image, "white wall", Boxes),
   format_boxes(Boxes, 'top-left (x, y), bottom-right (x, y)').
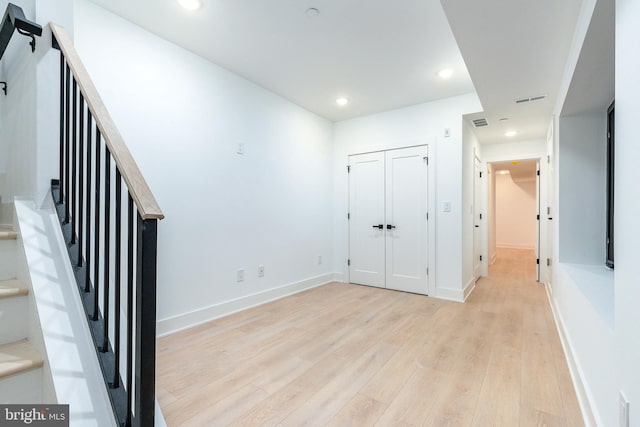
top-left (0, 0), bottom-right (73, 210)
top-left (332, 94), bottom-right (482, 301)
top-left (558, 113), bottom-right (606, 264)
top-left (615, 0), bottom-right (640, 424)
top-left (462, 120), bottom-right (482, 288)
top-left (75, 1), bottom-right (336, 334)
top-left (495, 173), bottom-right (536, 249)
top-left (548, 0), bottom-right (619, 424)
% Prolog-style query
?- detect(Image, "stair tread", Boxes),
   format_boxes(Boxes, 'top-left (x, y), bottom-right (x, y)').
top-left (0, 340), bottom-right (43, 379)
top-left (0, 225), bottom-right (17, 240)
top-left (0, 279), bottom-right (28, 299)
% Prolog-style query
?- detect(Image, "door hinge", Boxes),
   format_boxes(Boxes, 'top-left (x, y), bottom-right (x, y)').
top-left (537, 170), bottom-right (540, 176)
top-left (547, 155), bottom-right (550, 163)
top-left (426, 212), bottom-right (429, 220)
top-left (537, 214), bottom-right (540, 220)
top-left (423, 156), bottom-right (428, 165)
top-left (347, 259), bottom-right (351, 266)
top-left (426, 267), bottom-right (429, 275)
top-left (480, 255), bottom-right (483, 261)
top-left (479, 171), bottom-right (483, 178)
top-left (547, 258), bottom-right (551, 266)
top-left (536, 258), bottom-right (540, 265)
top-left (347, 213), bottom-right (350, 220)
top-left (347, 165), bottom-right (351, 173)
top-left (479, 213), bottom-right (482, 220)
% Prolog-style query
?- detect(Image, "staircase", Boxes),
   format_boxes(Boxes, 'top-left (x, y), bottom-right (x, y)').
top-left (0, 224), bottom-right (44, 403)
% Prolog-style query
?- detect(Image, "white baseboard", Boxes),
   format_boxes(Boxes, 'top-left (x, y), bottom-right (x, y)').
top-left (435, 287), bottom-right (464, 303)
top-left (157, 273), bottom-right (340, 337)
top-left (544, 282), bottom-right (598, 427)
top-left (496, 244), bottom-right (536, 250)
top-left (463, 278), bottom-right (476, 301)
top-left (433, 277), bottom-right (476, 303)
top-left (490, 252), bottom-right (497, 265)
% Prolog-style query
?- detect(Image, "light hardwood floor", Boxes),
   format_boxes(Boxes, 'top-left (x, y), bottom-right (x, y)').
top-left (157, 248), bottom-right (584, 426)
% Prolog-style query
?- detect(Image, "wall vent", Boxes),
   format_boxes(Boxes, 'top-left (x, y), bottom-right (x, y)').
top-left (515, 94), bottom-right (547, 104)
top-left (472, 118), bottom-right (488, 127)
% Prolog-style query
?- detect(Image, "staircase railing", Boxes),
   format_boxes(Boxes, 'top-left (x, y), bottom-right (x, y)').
top-left (50, 23), bottom-right (164, 427)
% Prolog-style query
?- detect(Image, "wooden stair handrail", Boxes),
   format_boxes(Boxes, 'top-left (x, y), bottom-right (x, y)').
top-left (50, 23), bottom-right (164, 220)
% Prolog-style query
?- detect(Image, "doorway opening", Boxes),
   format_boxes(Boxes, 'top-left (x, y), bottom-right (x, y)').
top-left (487, 159), bottom-right (540, 281)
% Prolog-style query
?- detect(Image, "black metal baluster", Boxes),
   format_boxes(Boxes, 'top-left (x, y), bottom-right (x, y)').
top-left (93, 130), bottom-right (101, 321)
top-left (126, 195), bottom-right (134, 427)
top-left (135, 217), bottom-right (158, 427)
top-left (71, 79), bottom-right (77, 244)
top-left (58, 53), bottom-right (64, 205)
top-left (102, 149), bottom-right (111, 352)
top-left (113, 170), bottom-right (122, 388)
top-left (64, 65), bottom-right (70, 224)
top-left (85, 113), bottom-right (93, 292)
top-left (77, 94), bottom-right (85, 266)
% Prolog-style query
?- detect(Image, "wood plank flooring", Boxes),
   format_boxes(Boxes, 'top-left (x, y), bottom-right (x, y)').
top-left (157, 248), bottom-right (584, 426)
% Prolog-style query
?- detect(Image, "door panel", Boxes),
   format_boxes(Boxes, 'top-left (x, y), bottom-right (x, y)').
top-left (348, 152), bottom-right (386, 288)
top-left (385, 146), bottom-right (428, 294)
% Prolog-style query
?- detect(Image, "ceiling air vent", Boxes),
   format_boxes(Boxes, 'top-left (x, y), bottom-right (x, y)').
top-left (515, 94), bottom-right (547, 104)
top-left (472, 118), bottom-right (488, 127)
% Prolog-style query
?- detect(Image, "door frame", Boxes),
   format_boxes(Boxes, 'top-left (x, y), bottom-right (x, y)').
top-left (482, 152), bottom-right (548, 283)
top-left (347, 142), bottom-right (436, 296)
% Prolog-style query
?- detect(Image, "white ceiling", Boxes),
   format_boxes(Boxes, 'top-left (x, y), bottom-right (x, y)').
top-left (88, 0), bottom-right (584, 143)
top-left (442, 0), bottom-right (583, 144)
top-left (88, 0), bottom-right (475, 122)
top-left (490, 159), bottom-right (538, 183)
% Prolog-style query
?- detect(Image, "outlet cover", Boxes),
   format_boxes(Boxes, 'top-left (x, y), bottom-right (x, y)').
top-left (237, 269), bottom-right (245, 282)
top-left (258, 265), bottom-right (264, 278)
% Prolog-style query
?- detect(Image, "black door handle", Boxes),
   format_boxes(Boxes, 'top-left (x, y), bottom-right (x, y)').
top-left (387, 224), bottom-right (396, 230)
top-left (372, 224), bottom-right (383, 229)
top-left (475, 225), bottom-right (479, 228)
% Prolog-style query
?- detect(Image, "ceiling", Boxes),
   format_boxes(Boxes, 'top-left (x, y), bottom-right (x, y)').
top-left (490, 159), bottom-right (538, 183)
top-left (88, 0), bottom-right (584, 143)
top-left (442, 0), bottom-right (583, 144)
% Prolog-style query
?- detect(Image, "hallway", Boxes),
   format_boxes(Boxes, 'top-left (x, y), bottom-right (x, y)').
top-left (156, 249), bottom-right (583, 426)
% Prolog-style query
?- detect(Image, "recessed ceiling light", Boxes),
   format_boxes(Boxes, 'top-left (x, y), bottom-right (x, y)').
top-left (505, 130), bottom-right (517, 137)
top-left (178, 0), bottom-right (202, 11)
top-left (497, 170), bottom-right (510, 175)
top-left (307, 8), bottom-right (320, 17)
top-left (336, 97), bottom-right (349, 106)
top-left (438, 68), bottom-right (454, 79)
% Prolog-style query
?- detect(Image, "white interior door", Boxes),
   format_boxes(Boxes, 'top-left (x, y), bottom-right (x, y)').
top-left (473, 157), bottom-right (482, 281)
top-left (348, 152), bottom-right (385, 288)
top-left (384, 146), bottom-right (428, 294)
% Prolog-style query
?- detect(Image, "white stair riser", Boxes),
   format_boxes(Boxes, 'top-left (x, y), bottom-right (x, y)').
top-left (0, 240), bottom-right (17, 280)
top-left (0, 368), bottom-right (43, 403)
top-left (0, 296), bottom-right (28, 345)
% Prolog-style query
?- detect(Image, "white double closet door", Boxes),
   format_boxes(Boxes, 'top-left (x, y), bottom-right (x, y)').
top-left (348, 145), bottom-right (429, 295)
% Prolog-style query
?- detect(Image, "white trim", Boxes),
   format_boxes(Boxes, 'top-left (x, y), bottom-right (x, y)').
top-left (544, 282), bottom-right (598, 427)
top-left (157, 273), bottom-right (340, 337)
top-left (15, 198), bottom-right (117, 426)
top-left (435, 286), bottom-right (465, 303)
top-left (490, 252), bottom-right (497, 265)
top-left (496, 244), bottom-right (537, 250)
top-left (463, 278), bottom-right (476, 301)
